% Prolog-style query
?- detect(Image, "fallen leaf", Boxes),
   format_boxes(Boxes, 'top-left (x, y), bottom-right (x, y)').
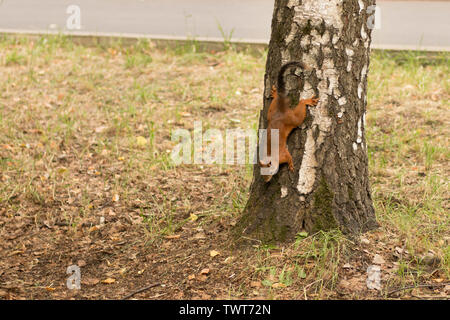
top-left (102, 278), bottom-right (116, 284)
top-left (188, 274), bottom-right (196, 280)
top-left (250, 281), bottom-right (261, 288)
top-left (443, 285), bottom-right (450, 293)
top-left (360, 237), bottom-right (370, 245)
top-left (165, 234), bottom-right (181, 240)
top-left (89, 226), bottom-right (99, 232)
top-left (82, 278), bottom-right (100, 286)
top-left (223, 256), bottom-right (234, 264)
top-left (1, 144), bottom-right (13, 150)
top-left (340, 277), bottom-right (365, 291)
top-left (373, 254), bottom-right (385, 265)
top-left (57, 167), bottom-right (67, 174)
top-left (197, 275), bottom-right (208, 282)
top-left (136, 136), bottom-right (148, 146)
top-left (45, 287), bottom-right (56, 292)
top-left (119, 268), bottom-right (127, 275)
top-left (95, 125), bottom-right (108, 133)
top-left (394, 247), bottom-right (404, 257)
top-left (191, 232), bottom-right (206, 240)
top-left (200, 268), bottom-right (210, 275)
top-left (8, 250), bottom-right (24, 256)
top-left (190, 214), bottom-right (198, 222)
top-left (272, 283), bottom-right (286, 289)
top-left (339, 279), bottom-right (351, 289)
top-left (403, 84), bottom-right (416, 91)
top-left (209, 250), bottom-right (220, 257)
top-left (77, 260), bottom-right (86, 267)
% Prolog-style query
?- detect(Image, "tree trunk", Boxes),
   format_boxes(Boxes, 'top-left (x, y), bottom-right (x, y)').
top-left (234, 0), bottom-right (378, 243)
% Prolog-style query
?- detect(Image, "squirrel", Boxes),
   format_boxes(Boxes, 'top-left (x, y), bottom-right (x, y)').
top-left (259, 62), bottom-right (319, 183)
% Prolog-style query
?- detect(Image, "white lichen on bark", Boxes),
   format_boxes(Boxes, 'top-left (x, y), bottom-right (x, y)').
top-left (358, 0), bottom-right (365, 13)
top-left (361, 25), bottom-right (368, 41)
top-left (358, 63), bottom-right (368, 99)
top-left (337, 95), bottom-right (347, 119)
top-left (332, 34), bottom-right (339, 46)
top-left (346, 48), bottom-right (354, 72)
top-left (354, 114), bottom-right (366, 150)
top-left (288, 0), bottom-right (343, 30)
top-left (358, 84), bottom-right (363, 99)
top-left (297, 128), bottom-right (318, 194)
top-left (281, 186), bottom-right (288, 198)
top-left (361, 64), bottom-right (368, 81)
top-left (356, 117), bottom-right (363, 144)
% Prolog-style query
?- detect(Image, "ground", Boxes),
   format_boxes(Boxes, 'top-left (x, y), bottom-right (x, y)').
top-left (0, 35), bottom-right (448, 300)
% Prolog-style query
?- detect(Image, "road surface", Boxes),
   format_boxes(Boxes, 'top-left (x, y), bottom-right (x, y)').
top-left (0, 0), bottom-right (449, 51)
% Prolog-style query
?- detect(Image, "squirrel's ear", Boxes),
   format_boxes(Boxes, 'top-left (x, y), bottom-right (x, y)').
top-left (271, 86), bottom-right (277, 98)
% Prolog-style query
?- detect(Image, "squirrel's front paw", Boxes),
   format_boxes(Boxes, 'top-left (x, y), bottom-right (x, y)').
top-left (310, 98), bottom-right (319, 106)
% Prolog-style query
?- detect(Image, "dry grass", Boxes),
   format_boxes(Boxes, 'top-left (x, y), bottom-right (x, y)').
top-left (0, 35), bottom-right (448, 299)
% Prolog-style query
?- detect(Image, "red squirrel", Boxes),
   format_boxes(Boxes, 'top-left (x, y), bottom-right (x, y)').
top-left (259, 62), bottom-right (319, 182)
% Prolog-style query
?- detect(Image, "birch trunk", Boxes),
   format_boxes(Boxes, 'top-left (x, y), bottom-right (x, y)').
top-left (235, 0), bottom-right (378, 243)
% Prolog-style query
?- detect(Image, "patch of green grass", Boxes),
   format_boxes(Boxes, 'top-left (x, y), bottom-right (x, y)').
top-left (4, 50), bottom-right (26, 66)
top-left (252, 229), bottom-right (346, 298)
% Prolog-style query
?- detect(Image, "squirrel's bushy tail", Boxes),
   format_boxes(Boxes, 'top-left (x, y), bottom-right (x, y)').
top-left (277, 61), bottom-right (304, 96)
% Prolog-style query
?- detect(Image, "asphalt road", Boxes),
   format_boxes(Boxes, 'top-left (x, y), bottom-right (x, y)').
top-left (0, 0), bottom-right (449, 51)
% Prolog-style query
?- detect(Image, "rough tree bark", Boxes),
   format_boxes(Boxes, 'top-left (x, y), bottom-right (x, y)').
top-left (234, 0), bottom-right (378, 243)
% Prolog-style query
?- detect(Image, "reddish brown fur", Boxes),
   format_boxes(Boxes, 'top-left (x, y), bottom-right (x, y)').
top-left (260, 85), bottom-right (318, 182)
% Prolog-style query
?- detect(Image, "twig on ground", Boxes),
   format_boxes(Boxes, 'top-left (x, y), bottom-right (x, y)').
top-left (122, 283), bottom-right (162, 300)
top-left (301, 279), bottom-right (323, 300)
top-left (387, 282), bottom-right (449, 296)
top-left (411, 294), bottom-right (448, 300)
